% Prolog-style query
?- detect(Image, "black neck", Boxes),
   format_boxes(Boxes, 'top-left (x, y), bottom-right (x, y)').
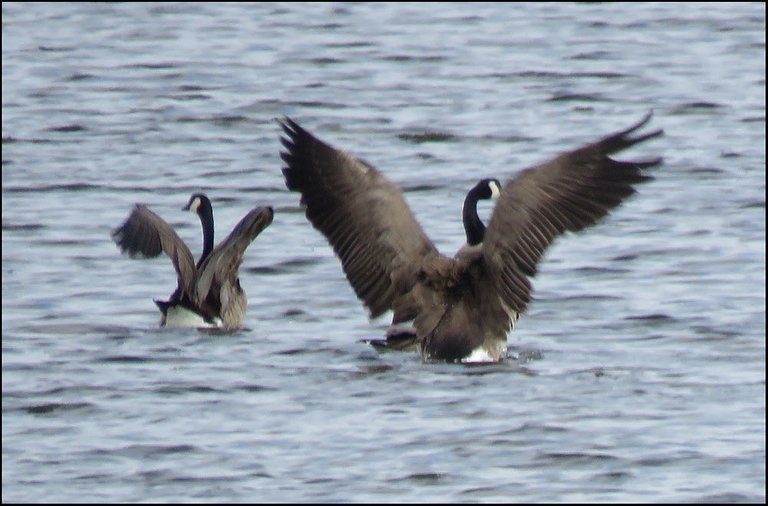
top-left (463, 187), bottom-right (486, 246)
top-left (197, 201), bottom-right (214, 268)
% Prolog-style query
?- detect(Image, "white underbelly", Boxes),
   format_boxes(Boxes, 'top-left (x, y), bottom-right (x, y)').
top-left (461, 345), bottom-right (506, 363)
top-left (163, 305), bottom-right (222, 329)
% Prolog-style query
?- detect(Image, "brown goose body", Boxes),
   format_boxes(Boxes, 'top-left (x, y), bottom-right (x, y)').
top-left (112, 194), bottom-right (274, 329)
top-left (280, 114), bottom-right (662, 362)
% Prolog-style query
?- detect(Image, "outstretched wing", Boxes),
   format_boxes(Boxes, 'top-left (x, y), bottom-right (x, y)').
top-left (280, 117), bottom-right (439, 318)
top-left (196, 205), bottom-right (274, 305)
top-left (482, 112), bottom-right (663, 314)
top-left (111, 204), bottom-right (197, 301)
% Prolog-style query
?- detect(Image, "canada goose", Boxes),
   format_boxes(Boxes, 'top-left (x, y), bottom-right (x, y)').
top-left (111, 193), bottom-right (274, 329)
top-left (280, 113), bottom-right (663, 362)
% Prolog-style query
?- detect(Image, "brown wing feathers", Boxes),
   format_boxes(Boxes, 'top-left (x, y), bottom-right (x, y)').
top-left (111, 205), bottom-right (197, 301)
top-left (112, 205), bottom-right (164, 258)
top-left (280, 118), bottom-right (436, 318)
top-left (195, 206), bottom-right (274, 305)
top-left (483, 112), bottom-right (663, 313)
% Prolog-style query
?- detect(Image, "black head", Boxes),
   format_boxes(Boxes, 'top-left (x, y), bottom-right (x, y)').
top-left (463, 178), bottom-right (502, 246)
top-left (470, 178), bottom-right (502, 200)
top-left (183, 193), bottom-right (212, 215)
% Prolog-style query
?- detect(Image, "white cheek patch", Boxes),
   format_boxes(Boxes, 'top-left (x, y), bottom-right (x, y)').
top-left (188, 197), bottom-right (201, 214)
top-left (489, 181), bottom-right (501, 200)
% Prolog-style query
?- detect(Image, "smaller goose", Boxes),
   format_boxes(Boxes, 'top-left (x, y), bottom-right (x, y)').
top-left (111, 193), bottom-right (274, 329)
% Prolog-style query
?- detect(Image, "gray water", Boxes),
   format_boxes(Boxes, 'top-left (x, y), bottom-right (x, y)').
top-left (2, 2), bottom-right (765, 503)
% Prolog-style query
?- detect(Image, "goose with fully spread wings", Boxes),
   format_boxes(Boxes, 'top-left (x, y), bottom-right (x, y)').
top-left (280, 114), bottom-right (662, 362)
top-left (112, 193), bottom-right (274, 329)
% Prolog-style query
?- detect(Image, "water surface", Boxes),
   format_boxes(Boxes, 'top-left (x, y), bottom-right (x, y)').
top-left (2, 2), bottom-right (765, 503)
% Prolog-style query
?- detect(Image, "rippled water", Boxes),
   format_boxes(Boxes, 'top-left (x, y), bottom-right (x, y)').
top-left (2, 2), bottom-right (765, 503)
